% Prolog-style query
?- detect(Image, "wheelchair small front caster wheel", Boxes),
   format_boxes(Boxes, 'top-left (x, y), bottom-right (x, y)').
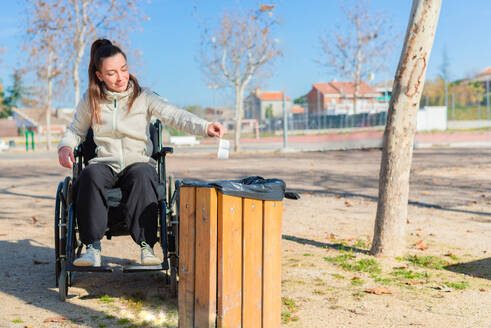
top-left (58, 267), bottom-right (69, 301)
top-left (170, 266), bottom-right (177, 297)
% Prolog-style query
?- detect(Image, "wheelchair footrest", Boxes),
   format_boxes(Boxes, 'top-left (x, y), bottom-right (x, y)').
top-left (122, 264), bottom-right (165, 273)
top-left (66, 263), bottom-right (114, 272)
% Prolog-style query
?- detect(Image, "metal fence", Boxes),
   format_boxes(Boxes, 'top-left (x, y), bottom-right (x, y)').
top-left (262, 111), bottom-right (388, 132)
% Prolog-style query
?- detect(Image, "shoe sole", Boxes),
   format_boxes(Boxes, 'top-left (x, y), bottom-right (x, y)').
top-left (73, 259), bottom-right (101, 267)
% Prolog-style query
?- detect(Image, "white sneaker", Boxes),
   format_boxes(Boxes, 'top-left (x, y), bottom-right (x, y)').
top-left (73, 242), bottom-right (101, 267)
top-left (141, 242), bottom-right (161, 266)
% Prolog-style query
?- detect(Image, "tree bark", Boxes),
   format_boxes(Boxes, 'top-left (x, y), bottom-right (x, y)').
top-left (46, 49), bottom-right (53, 151)
top-left (371, 0), bottom-right (441, 257)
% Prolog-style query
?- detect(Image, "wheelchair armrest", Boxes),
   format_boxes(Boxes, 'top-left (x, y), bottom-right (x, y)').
top-left (159, 147), bottom-right (174, 156)
top-left (73, 145), bottom-right (82, 157)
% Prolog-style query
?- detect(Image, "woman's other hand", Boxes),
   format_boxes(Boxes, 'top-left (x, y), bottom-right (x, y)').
top-left (206, 122), bottom-right (226, 138)
top-left (58, 146), bottom-right (75, 168)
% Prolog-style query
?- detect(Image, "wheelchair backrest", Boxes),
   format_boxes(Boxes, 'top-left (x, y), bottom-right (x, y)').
top-left (78, 121), bottom-right (161, 166)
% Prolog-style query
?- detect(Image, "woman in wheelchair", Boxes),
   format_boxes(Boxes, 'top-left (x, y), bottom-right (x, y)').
top-left (57, 39), bottom-right (225, 267)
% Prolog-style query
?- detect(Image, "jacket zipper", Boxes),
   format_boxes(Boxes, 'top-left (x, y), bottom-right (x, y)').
top-left (113, 97), bottom-right (125, 169)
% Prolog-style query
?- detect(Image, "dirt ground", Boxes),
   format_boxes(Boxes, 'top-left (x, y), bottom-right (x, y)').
top-left (0, 147), bottom-right (490, 328)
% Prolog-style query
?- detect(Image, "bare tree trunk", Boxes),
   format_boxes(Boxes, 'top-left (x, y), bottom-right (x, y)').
top-left (234, 84), bottom-right (244, 152)
top-left (46, 49), bottom-right (53, 151)
top-left (73, 0), bottom-right (88, 106)
top-left (371, 0), bottom-right (441, 257)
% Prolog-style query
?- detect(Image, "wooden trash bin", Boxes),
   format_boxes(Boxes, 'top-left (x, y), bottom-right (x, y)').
top-left (178, 183), bottom-right (283, 328)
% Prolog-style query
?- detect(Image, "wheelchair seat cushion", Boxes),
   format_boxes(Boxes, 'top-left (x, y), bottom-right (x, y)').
top-left (106, 184), bottom-right (165, 208)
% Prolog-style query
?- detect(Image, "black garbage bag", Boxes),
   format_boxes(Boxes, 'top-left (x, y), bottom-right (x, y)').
top-left (180, 176), bottom-right (299, 201)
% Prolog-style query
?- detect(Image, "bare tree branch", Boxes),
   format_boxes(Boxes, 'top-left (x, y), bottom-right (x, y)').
top-left (200, 6), bottom-right (281, 151)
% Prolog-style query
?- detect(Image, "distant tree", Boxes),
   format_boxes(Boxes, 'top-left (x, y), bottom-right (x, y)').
top-left (293, 95), bottom-right (306, 104)
top-left (200, 5), bottom-right (282, 152)
top-left (0, 70), bottom-right (30, 118)
top-left (265, 104), bottom-right (273, 118)
top-left (439, 46), bottom-right (450, 108)
top-left (319, 0), bottom-right (396, 114)
top-left (24, 0), bottom-right (66, 150)
top-left (371, 0), bottom-right (441, 257)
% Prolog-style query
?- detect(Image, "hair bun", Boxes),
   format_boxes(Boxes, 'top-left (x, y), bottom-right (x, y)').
top-left (90, 39), bottom-right (112, 58)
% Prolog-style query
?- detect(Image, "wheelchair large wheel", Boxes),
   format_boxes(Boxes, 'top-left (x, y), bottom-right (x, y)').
top-left (167, 176), bottom-right (178, 297)
top-left (54, 181), bottom-right (64, 287)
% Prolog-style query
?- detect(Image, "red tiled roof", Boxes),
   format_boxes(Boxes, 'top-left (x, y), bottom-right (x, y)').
top-left (477, 67), bottom-right (491, 76)
top-left (257, 91), bottom-right (291, 101)
top-left (292, 106), bottom-right (305, 114)
top-left (313, 81), bottom-right (376, 96)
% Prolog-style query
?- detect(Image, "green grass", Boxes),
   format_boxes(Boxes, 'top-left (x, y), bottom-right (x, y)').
top-left (331, 273), bottom-right (346, 280)
top-left (12, 318), bottom-right (23, 323)
top-left (446, 281), bottom-right (470, 290)
top-left (303, 253), bottom-right (314, 257)
top-left (117, 318), bottom-right (131, 325)
top-left (324, 252), bottom-right (381, 273)
top-left (354, 239), bottom-right (370, 249)
top-left (98, 324), bottom-right (107, 328)
top-left (391, 268), bottom-right (432, 280)
top-left (350, 278), bottom-right (365, 286)
top-left (99, 295), bottom-right (115, 304)
top-left (404, 255), bottom-right (449, 270)
top-left (323, 252), bottom-right (356, 264)
top-left (281, 297), bottom-right (299, 324)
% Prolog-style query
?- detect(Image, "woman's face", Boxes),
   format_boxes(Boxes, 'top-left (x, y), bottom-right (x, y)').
top-left (95, 53), bottom-right (130, 93)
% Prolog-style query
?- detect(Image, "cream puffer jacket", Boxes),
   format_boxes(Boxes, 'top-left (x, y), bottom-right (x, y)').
top-left (58, 84), bottom-right (210, 173)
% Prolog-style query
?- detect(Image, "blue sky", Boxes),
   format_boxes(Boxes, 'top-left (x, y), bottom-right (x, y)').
top-left (1, 0), bottom-right (490, 108)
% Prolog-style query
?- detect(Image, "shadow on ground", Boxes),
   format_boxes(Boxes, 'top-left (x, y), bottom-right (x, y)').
top-left (0, 239), bottom-right (175, 328)
top-left (445, 257), bottom-right (491, 280)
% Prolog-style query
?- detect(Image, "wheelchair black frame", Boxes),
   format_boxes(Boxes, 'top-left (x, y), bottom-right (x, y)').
top-left (54, 119), bottom-right (179, 301)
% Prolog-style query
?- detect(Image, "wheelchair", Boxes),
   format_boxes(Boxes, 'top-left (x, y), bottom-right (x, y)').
top-left (54, 120), bottom-right (179, 301)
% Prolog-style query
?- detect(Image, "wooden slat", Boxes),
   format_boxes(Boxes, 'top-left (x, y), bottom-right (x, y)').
top-left (242, 198), bottom-right (263, 328)
top-left (178, 187), bottom-right (196, 328)
top-left (262, 201), bottom-right (283, 328)
top-left (217, 193), bottom-right (243, 328)
top-left (194, 187), bottom-right (218, 328)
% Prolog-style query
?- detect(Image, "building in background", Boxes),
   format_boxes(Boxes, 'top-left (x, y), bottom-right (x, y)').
top-left (244, 88), bottom-right (292, 121)
top-left (475, 67), bottom-right (491, 83)
top-left (0, 118), bottom-right (18, 137)
top-left (305, 81), bottom-right (381, 115)
top-left (11, 107), bottom-right (72, 134)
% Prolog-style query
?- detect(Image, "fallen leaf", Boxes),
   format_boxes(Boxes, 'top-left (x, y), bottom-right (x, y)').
top-left (43, 316), bottom-right (68, 323)
top-left (429, 233), bottom-right (435, 236)
top-left (416, 228), bottom-right (423, 231)
top-left (481, 194), bottom-right (487, 198)
top-left (365, 286), bottom-right (395, 295)
top-left (405, 281), bottom-right (424, 285)
top-left (414, 240), bottom-right (428, 251)
top-left (33, 260), bottom-right (49, 265)
top-left (345, 238), bottom-right (356, 243)
top-left (351, 276), bottom-right (361, 281)
top-left (480, 288), bottom-right (487, 292)
top-left (430, 285), bottom-right (453, 292)
top-left (0, 234), bottom-right (7, 237)
top-left (335, 195), bottom-right (341, 199)
top-left (466, 230), bottom-right (474, 233)
top-left (415, 233), bottom-right (421, 237)
top-left (445, 252), bottom-right (456, 257)
top-left (406, 219), bottom-right (411, 224)
top-left (328, 233), bottom-right (336, 240)
top-left (344, 201), bottom-right (353, 207)
top-left (30, 216), bottom-right (38, 224)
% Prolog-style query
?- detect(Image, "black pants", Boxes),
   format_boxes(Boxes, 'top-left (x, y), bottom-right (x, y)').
top-left (72, 162), bottom-right (159, 247)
